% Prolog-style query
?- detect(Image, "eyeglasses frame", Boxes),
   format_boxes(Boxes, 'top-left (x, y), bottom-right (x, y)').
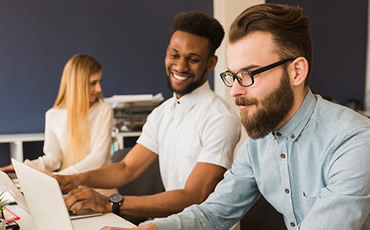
top-left (220, 58), bottom-right (296, 87)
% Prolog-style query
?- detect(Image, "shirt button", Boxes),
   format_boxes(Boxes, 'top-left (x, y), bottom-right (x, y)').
top-left (177, 101), bottom-right (180, 104)
top-left (290, 134), bottom-right (295, 139)
top-left (285, 188), bottom-right (290, 194)
top-left (280, 153), bottom-right (286, 159)
top-left (290, 222), bottom-right (296, 227)
top-left (276, 132), bottom-right (282, 136)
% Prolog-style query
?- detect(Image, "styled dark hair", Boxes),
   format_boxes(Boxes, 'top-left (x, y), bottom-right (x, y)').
top-left (229, 4), bottom-right (313, 86)
top-left (172, 11), bottom-right (224, 56)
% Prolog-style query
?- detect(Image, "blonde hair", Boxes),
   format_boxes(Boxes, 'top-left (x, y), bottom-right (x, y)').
top-left (53, 54), bottom-right (103, 168)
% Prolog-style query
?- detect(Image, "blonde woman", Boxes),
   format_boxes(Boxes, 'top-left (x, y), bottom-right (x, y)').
top-left (2, 54), bottom-right (113, 174)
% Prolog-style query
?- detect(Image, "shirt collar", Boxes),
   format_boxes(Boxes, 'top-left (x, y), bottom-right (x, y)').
top-left (273, 89), bottom-right (317, 141)
top-left (172, 81), bottom-right (210, 111)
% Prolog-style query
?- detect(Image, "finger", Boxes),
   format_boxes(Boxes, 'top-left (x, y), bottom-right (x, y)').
top-left (72, 200), bottom-right (85, 214)
top-left (64, 189), bottom-right (84, 210)
top-left (65, 187), bottom-right (95, 210)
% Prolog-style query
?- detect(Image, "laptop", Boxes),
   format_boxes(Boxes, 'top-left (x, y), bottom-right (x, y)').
top-left (0, 170), bottom-right (29, 212)
top-left (11, 159), bottom-right (102, 230)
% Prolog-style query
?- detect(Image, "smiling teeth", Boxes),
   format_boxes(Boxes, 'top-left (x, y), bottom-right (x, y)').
top-left (173, 74), bottom-right (187, 80)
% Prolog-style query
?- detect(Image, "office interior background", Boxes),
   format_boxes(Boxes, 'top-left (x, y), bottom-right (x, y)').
top-left (0, 0), bottom-right (368, 154)
top-left (0, 0), bottom-right (368, 229)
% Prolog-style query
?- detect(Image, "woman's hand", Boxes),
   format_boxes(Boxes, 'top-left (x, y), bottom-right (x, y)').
top-left (0, 164), bottom-right (14, 172)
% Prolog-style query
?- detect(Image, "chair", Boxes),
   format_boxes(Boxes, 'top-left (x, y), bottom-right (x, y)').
top-left (111, 148), bottom-right (165, 225)
top-left (111, 148), bottom-right (164, 196)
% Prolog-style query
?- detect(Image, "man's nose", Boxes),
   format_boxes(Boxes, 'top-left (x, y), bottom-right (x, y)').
top-left (175, 58), bottom-right (189, 72)
top-left (230, 78), bottom-right (246, 97)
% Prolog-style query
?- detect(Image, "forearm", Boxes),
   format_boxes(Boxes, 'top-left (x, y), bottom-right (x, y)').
top-left (120, 189), bottom-right (203, 218)
top-left (79, 161), bottom-right (135, 189)
top-left (78, 144), bottom-right (157, 189)
top-left (152, 205), bottom-right (212, 230)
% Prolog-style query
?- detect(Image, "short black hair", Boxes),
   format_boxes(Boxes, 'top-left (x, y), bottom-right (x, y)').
top-left (172, 11), bottom-right (224, 56)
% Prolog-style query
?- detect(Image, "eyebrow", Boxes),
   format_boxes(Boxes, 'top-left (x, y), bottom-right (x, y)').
top-left (169, 48), bottom-right (201, 58)
top-left (89, 79), bottom-right (99, 84)
top-left (228, 64), bottom-right (260, 73)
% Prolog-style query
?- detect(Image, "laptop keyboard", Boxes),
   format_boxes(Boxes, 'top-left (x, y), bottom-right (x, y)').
top-left (6, 171), bottom-right (22, 191)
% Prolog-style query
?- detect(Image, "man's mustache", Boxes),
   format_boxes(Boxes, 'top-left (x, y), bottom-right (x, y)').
top-left (235, 97), bottom-right (258, 106)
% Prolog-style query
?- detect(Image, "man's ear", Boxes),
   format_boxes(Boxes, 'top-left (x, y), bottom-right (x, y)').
top-left (207, 55), bottom-right (218, 71)
top-left (289, 57), bottom-right (309, 86)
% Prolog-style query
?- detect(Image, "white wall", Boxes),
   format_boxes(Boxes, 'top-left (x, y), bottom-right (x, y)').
top-left (213, 0), bottom-right (265, 151)
top-left (365, 2), bottom-right (370, 111)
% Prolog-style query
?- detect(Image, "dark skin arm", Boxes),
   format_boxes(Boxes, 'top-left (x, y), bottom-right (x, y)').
top-left (64, 162), bottom-right (226, 218)
top-left (55, 144), bottom-right (157, 193)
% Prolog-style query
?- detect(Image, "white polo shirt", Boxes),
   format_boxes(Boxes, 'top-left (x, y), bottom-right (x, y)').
top-left (137, 81), bottom-right (241, 191)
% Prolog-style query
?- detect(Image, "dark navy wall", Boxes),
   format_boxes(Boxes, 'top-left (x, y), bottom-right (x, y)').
top-left (0, 0), bottom-right (213, 134)
top-left (267, 0), bottom-right (368, 107)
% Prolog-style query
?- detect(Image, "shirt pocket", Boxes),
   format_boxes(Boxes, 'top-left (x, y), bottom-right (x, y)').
top-left (301, 191), bottom-right (318, 214)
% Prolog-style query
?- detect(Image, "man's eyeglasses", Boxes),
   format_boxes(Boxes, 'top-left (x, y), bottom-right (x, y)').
top-left (220, 58), bottom-right (295, 87)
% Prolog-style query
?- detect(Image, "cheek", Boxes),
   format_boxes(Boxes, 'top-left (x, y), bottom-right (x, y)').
top-left (89, 85), bottom-right (97, 95)
top-left (192, 63), bottom-right (207, 76)
top-left (252, 78), bottom-right (279, 98)
top-left (164, 56), bottom-right (172, 68)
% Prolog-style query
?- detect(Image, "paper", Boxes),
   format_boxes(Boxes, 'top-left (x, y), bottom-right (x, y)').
top-left (105, 93), bottom-right (164, 108)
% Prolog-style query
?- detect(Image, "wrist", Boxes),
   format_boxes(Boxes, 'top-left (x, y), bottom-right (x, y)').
top-left (105, 198), bottom-right (112, 213)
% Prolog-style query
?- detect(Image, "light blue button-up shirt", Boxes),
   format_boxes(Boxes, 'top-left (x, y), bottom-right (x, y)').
top-left (154, 90), bottom-right (370, 230)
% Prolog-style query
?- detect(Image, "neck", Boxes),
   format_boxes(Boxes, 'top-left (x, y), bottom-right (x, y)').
top-left (276, 87), bottom-right (309, 129)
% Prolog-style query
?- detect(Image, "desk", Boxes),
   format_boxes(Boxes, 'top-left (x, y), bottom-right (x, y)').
top-left (7, 205), bottom-right (136, 230)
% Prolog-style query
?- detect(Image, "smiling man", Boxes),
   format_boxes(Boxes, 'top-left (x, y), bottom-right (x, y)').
top-left (113, 3), bottom-right (370, 230)
top-left (55, 11), bottom-right (241, 227)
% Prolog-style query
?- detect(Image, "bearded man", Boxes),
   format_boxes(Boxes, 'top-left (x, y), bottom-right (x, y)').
top-left (113, 3), bottom-right (370, 230)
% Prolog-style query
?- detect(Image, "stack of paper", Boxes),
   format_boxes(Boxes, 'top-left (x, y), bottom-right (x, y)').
top-left (105, 93), bottom-right (164, 131)
top-left (105, 93), bottom-right (163, 108)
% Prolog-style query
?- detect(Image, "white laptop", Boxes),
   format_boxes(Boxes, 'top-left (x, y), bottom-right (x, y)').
top-left (11, 159), bottom-right (103, 230)
top-left (0, 170), bottom-right (29, 212)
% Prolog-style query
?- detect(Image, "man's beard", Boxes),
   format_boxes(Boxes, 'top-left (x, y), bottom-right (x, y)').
top-left (166, 67), bottom-right (208, 95)
top-left (236, 70), bottom-right (294, 139)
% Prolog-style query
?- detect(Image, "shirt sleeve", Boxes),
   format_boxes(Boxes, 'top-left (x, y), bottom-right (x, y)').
top-left (58, 104), bottom-right (113, 174)
top-left (196, 112), bottom-right (241, 169)
top-left (24, 110), bottom-right (63, 172)
top-left (136, 106), bottom-right (161, 154)
top-left (299, 127), bottom-right (370, 230)
top-left (153, 142), bottom-right (261, 230)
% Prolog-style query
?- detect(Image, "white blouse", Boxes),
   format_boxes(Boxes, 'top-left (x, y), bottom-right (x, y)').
top-left (24, 101), bottom-right (113, 174)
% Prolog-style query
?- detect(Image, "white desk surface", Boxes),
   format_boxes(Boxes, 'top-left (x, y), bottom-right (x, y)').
top-left (7, 204), bottom-right (136, 230)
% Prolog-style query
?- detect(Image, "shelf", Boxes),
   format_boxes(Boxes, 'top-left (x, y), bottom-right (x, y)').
top-left (0, 133), bottom-right (45, 161)
top-left (0, 131), bottom-right (141, 162)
